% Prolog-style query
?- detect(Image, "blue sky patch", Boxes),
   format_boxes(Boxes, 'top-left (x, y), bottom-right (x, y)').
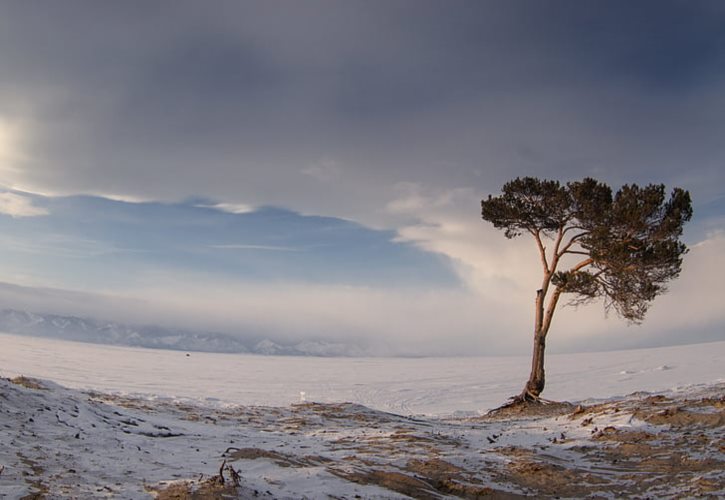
top-left (0, 193), bottom-right (459, 291)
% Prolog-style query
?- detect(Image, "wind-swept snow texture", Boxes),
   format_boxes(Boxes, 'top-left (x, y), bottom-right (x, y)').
top-left (0, 335), bottom-right (723, 498)
top-left (1, 377), bottom-right (723, 498)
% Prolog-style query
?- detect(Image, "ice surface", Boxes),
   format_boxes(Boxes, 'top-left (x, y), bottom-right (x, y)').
top-left (1, 333), bottom-right (723, 498)
top-left (1, 332), bottom-right (723, 416)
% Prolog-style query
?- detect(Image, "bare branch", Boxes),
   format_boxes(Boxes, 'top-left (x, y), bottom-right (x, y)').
top-left (227, 464), bottom-right (241, 487)
top-left (541, 287), bottom-right (563, 336)
top-left (562, 224), bottom-right (586, 234)
top-left (570, 258), bottom-right (594, 273)
top-left (531, 229), bottom-right (550, 274)
top-left (557, 231), bottom-right (587, 257)
top-left (218, 459), bottom-right (226, 485)
top-left (552, 226), bottom-right (566, 262)
top-left (562, 250), bottom-right (590, 256)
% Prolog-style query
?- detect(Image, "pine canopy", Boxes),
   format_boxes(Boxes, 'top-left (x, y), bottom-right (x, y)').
top-left (481, 177), bottom-right (692, 322)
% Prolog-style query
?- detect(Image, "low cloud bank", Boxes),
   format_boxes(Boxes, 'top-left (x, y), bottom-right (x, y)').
top-left (1, 231), bottom-right (722, 357)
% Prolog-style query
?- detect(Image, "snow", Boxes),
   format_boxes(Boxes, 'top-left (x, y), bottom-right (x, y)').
top-left (1, 333), bottom-right (723, 498)
top-left (0, 377), bottom-right (408, 498)
top-left (0, 332), bottom-right (723, 415)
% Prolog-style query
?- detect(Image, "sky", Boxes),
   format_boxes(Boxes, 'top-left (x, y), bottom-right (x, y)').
top-left (0, 0), bottom-right (724, 355)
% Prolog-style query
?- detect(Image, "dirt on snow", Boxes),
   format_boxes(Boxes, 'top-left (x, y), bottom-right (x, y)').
top-left (2, 377), bottom-right (723, 499)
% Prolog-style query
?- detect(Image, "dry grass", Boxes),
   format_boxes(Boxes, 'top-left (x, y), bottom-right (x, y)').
top-left (9, 376), bottom-right (48, 391)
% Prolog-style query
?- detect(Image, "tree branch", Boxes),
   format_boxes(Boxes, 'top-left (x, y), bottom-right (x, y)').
top-left (562, 250), bottom-right (590, 256)
top-left (552, 226), bottom-right (566, 261)
top-left (591, 268), bottom-right (607, 279)
top-left (542, 242), bottom-right (592, 335)
top-left (531, 229), bottom-right (550, 274)
top-left (542, 287), bottom-right (563, 336)
top-left (557, 231), bottom-right (587, 257)
top-left (545, 227), bottom-right (568, 291)
top-left (570, 258), bottom-right (594, 273)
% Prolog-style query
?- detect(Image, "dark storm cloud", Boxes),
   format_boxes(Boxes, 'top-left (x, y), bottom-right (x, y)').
top-left (2, 0), bottom-right (724, 217)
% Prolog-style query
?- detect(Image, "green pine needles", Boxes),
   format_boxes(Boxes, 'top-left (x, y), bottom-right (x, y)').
top-left (481, 177), bottom-right (692, 401)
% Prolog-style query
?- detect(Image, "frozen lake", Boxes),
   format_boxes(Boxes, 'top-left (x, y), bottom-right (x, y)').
top-left (1, 332), bottom-right (723, 416)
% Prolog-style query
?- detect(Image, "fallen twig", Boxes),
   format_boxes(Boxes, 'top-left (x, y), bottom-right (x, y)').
top-left (218, 459), bottom-right (226, 485)
top-left (227, 464), bottom-right (241, 487)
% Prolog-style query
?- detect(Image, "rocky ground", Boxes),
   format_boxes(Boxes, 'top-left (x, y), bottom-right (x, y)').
top-left (1, 376), bottom-right (723, 499)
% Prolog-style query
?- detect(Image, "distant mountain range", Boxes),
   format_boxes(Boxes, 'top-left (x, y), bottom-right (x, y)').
top-left (0, 308), bottom-right (367, 357)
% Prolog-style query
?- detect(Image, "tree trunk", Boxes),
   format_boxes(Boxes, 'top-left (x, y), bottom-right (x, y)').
top-left (523, 332), bottom-right (546, 399)
top-left (522, 288), bottom-right (547, 400)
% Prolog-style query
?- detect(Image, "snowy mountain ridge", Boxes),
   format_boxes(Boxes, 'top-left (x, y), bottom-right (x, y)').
top-left (0, 308), bottom-right (366, 357)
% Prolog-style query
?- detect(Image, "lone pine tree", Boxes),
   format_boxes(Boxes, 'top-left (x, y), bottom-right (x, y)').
top-left (481, 177), bottom-right (692, 403)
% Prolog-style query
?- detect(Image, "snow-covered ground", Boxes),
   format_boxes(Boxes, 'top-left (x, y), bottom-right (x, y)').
top-left (1, 333), bottom-right (724, 498)
top-left (0, 332), bottom-right (723, 415)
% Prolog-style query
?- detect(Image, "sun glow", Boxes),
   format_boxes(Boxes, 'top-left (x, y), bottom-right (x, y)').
top-left (0, 118), bottom-right (27, 180)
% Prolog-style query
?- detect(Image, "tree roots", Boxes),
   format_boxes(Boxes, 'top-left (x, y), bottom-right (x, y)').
top-left (483, 390), bottom-right (570, 419)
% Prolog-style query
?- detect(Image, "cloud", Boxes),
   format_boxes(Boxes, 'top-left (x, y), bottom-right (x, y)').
top-left (1, 226), bottom-right (722, 357)
top-left (0, 2), bottom-right (722, 353)
top-left (391, 188), bottom-right (725, 353)
top-left (0, 193), bottom-right (459, 294)
top-left (197, 202), bottom-right (256, 214)
top-left (0, 194), bottom-right (720, 357)
top-left (0, 277), bottom-right (525, 356)
top-left (0, 233), bottom-right (124, 259)
top-left (549, 231), bottom-right (725, 351)
top-left (0, 192), bottom-right (48, 217)
top-left (95, 192), bottom-right (151, 204)
top-left (1, 1), bottom-right (722, 229)
top-left (209, 244), bottom-right (302, 252)
top-left (301, 159), bottom-right (342, 182)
